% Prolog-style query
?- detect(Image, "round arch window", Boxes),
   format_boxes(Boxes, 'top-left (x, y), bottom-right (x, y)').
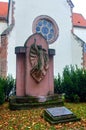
top-left (32, 15), bottom-right (59, 44)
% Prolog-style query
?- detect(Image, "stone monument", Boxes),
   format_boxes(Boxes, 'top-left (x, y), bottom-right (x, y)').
top-left (15, 33), bottom-right (54, 97)
top-left (9, 15), bottom-right (64, 110)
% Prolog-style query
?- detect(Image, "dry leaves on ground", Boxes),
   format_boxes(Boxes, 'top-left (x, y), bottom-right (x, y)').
top-left (0, 102), bottom-right (86, 130)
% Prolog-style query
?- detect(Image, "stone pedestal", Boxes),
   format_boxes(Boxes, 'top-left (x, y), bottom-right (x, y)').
top-left (43, 107), bottom-right (81, 124)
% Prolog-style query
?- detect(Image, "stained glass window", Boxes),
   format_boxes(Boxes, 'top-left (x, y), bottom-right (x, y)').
top-left (32, 15), bottom-right (59, 44)
top-left (36, 19), bottom-right (55, 43)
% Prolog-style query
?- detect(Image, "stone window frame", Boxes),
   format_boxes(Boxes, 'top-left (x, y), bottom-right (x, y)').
top-left (32, 15), bottom-right (59, 44)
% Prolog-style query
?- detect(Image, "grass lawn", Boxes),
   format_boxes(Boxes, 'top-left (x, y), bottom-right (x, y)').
top-left (0, 102), bottom-right (86, 130)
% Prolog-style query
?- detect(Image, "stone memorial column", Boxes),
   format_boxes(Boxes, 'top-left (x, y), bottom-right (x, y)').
top-left (15, 47), bottom-right (25, 96)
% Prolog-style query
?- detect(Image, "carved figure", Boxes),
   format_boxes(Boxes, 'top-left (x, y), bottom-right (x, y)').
top-left (29, 39), bottom-right (49, 83)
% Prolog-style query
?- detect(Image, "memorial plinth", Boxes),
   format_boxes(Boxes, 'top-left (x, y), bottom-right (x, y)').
top-left (43, 107), bottom-right (80, 124)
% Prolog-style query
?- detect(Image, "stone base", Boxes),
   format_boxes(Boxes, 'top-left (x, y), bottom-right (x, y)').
top-left (9, 94), bottom-right (64, 110)
top-left (43, 107), bottom-right (81, 124)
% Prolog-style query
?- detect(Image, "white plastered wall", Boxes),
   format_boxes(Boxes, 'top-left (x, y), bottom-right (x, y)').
top-left (74, 27), bottom-right (86, 42)
top-left (7, 27), bottom-right (16, 77)
top-left (0, 22), bottom-right (7, 34)
top-left (71, 33), bottom-right (83, 68)
top-left (8, 0), bottom-right (82, 77)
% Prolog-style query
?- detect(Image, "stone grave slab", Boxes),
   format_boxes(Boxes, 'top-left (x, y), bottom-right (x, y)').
top-left (43, 106), bottom-right (80, 124)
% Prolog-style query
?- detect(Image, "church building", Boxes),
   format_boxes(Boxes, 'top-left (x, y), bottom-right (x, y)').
top-left (0, 0), bottom-right (86, 77)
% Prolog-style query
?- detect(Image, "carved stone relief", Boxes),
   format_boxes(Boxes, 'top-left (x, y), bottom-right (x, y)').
top-left (29, 38), bottom-right (49, 83)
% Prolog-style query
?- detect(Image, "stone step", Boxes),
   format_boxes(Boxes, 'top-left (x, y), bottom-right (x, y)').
top-left (9, 94), bottom-right (64, 110)
top-left (43, 114), bottom-right (80, 124)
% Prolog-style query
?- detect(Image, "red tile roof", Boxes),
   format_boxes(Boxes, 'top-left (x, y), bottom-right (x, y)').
top-left (0, 2), bottom-right (8, 17)
top-left (73, 13), bottom-right (86, 27)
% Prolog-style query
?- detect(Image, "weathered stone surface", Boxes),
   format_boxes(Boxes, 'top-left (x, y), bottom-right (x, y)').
top-left (43, 106), bottom-right (81, 124)
top-left (16, 33), bottom-right (55, 97)
top-left (46, 107), bottom-right (73, 117)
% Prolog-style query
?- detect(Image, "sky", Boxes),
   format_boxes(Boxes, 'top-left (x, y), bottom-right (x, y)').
top-left (0, 0), bottom-right (86, 19)
top-left (0, 0), bottom-right (8, 1)
top-left (72, 0), bottom-right (86, 19)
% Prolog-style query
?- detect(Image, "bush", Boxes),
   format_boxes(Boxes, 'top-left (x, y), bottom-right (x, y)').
top-left (54, 74), bottom-right (63, 94)
top-left (4, 75), bottom-right (15, 100)
top-left (0, 79), bottom-right (5, 105)
top-left (0, 75), bottom-right (15, 104)
top-left (54, 65), bottom-right (86, 102)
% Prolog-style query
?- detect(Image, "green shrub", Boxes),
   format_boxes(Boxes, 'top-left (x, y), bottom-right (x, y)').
top-left (54, 74), bottom-right (63, 94)
top-left (4, 75), bottom-right (15, 100)
top-left (0, 80), bottom-right (5, 105)
top-left (54, 65), bottom-right (86, 102)
top-left (0, 75), bottom-right (15, 104)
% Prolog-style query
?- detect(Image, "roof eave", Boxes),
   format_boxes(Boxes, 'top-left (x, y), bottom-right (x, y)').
top-left (0, 16), bottom-right (7, 21)
top-left (67, 0), bottom-right (74, 8)
top-left (1, 23), bottom-right (14, 36)
top-left (73, 25), bottom-right (86, 28)
top-left (72, 32), bottom-right (85, 44)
